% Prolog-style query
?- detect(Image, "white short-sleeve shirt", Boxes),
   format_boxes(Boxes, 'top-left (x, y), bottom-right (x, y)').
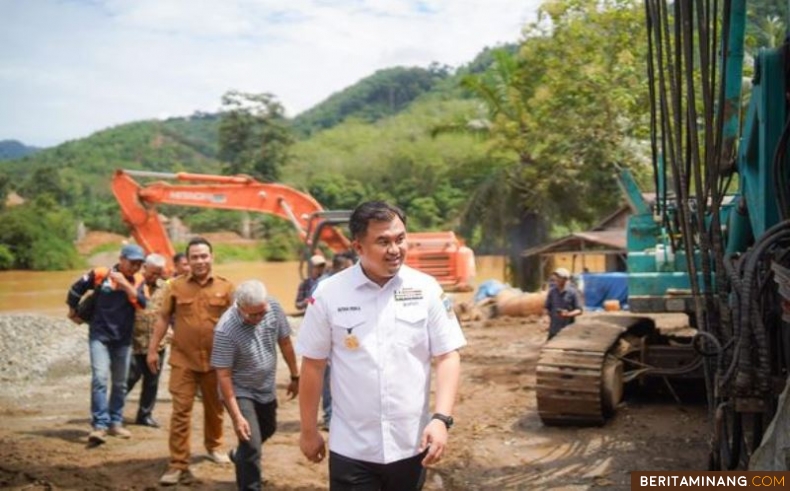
top-left (296, 263), bottom-right (467, 464)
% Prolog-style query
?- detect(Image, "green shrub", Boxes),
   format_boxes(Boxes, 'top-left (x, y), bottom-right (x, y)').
top-left (29, 235), bottom-right (83, 270)
top-left (260, 234), bottom-right (298, 262)
top-left (0, 201), bottom-right (83, 270)
top-left (0, 244), bottom-right (14, 270)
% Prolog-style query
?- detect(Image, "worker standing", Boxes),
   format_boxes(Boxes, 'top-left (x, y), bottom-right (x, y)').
top-left (543, 268), bottom-right (583, 340)
top-left (147, 237), bottom-right (235, 486)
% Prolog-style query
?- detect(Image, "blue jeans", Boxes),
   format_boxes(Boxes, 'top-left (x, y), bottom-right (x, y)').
top-left (89, 339), bottom-right (131, 429)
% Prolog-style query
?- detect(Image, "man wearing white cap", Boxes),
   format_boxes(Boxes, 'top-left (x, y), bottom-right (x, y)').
top-left (543, 267), bottom-right (582, 340)
top-left (295, 254), bottom-right (327, 312)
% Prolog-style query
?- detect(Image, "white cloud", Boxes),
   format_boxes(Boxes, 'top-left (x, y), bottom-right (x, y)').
top-left (0, 0), bottom-right (540, 147)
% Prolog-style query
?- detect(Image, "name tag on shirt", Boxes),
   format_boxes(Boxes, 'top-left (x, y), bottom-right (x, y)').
top-left (394, 288), bottom-right (423, 302)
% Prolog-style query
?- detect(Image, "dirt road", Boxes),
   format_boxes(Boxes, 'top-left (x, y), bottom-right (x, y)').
top-left (0, 314), bottom-right (709, 490)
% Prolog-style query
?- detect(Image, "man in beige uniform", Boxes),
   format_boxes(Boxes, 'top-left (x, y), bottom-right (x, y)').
top-left (148, 237), bottom-right (235, 486)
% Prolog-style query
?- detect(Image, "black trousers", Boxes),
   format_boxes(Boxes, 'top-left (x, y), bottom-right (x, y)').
top-left (329, 450), bottom-right (426, 491)
top-left (126, 349), bottom-right (164, 420)
top-left (235, 398), bottom-right (277, 491)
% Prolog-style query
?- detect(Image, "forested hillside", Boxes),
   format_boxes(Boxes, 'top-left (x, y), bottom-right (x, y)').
top-left (1, 0), bottom-right (782, 279)
top-left (0, 0), bottom-right (660, 278)
top-left (290, 66), bottom-right (450, 137)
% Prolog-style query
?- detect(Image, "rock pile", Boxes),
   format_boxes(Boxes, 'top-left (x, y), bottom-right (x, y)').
top-left (0, 314), bottom-right (89, 392)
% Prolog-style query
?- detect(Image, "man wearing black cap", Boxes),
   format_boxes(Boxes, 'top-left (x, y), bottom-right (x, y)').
top-left (67, 243), bottom-right (147, 445)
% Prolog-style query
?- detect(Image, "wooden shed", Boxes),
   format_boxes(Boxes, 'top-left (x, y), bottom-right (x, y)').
top-left (521, 200), bottom-right (638, 280)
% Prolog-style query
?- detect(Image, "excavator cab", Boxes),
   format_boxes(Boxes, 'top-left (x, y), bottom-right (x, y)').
top-left (299, 209), bottom-right (476, 292)
top-left (300, 210), bottom-right (354, 279)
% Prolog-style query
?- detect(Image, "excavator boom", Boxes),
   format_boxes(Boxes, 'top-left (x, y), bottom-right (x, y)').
top-left (111, 169), bottom-right (474, 290)
top-left (111, 169), bottom-right (350, 263)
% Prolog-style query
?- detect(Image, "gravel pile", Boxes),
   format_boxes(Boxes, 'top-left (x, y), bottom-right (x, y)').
top-left (0, 313), bottom-right (302, 399)
top-left (0, 314), bottom-right (89, 392)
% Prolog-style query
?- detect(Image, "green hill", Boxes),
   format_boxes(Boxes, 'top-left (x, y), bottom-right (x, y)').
top-left (0, 140), bottom-right (41, 160)
top-left (0, 43), bottom-right (514, 250)
top-left (289, 46), bottom-right (517, 137)
top-left (290, 66), bottom-right (451, 137)
top-left (1, 117), bottom-right (224, 210)
top-left (3, 44), bottom-right (514, 196)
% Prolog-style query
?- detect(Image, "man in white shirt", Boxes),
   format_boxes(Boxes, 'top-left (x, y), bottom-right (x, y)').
top-left (296, 201), bottom-right (466, 491)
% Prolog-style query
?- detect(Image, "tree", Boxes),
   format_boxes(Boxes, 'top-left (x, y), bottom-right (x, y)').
top-left (18, 166), bottom-right (71, 205)
top-left (746, 0), bottom-right (788, 50)
top-left (288, 98), bottom-right (491, 237)
top-left (218, 91), bottom-right (294, 181)
top-left (459, 0), bottom-right (650, 288)
top-left (0, 199), bottom-right (82, 270)
top-left (0, 172), bottom-right (10, 210)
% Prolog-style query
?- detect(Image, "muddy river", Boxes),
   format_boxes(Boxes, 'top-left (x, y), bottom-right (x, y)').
top-left (0, 256), bottom-right (507, 316)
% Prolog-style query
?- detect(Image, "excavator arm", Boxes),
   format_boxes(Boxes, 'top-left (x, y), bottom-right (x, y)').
top-left (111, 169), bottom-right (350, 264)
top-left (112, 169), bottom-right (474, 291)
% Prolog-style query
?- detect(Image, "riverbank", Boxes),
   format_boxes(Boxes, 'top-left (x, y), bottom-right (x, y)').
top-left (0, 312), bottom-right (710, 490)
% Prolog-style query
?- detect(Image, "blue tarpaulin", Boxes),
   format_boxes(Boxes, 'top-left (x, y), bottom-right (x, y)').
top-left (581, 272), bottom-right (629, 310)
top-left (473, 279), bottom-right (511, 303)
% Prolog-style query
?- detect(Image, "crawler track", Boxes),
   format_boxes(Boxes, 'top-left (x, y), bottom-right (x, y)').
top-left (536, 320), bottom-right (627, 426)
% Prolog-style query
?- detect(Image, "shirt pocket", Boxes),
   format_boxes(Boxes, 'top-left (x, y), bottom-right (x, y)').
top-left (394, 307), bottom-right (427, 348)
top-left (176, 297), bottom-right (196, 315)
top-left (207, 296), bottom-right (229, 322)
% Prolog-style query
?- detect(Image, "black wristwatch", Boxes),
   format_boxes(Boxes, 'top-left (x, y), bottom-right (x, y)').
top-left (431, 413), bottom-right (454, 429)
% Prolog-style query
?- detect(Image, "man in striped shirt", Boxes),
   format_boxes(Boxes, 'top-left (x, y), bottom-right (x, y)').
top-left (211, 280), bottom-right (299, 491)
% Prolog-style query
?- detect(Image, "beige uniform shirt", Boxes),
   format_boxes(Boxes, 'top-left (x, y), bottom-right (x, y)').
top-left (161, 273), bottom-right (234, 372)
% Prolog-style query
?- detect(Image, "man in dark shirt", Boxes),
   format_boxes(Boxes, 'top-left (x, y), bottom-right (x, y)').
top-left (543, 268), bottom-right (582, 340)
top-left (294, 254), bottom-right (326, 311)
top-left (66, 244), bottom-right (147, 445)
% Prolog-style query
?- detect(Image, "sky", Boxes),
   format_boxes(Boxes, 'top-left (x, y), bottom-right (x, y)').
top-left (0, 0), bottom-right (541, 148)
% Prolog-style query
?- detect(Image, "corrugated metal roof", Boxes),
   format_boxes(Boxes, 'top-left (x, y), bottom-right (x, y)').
top-left (521, 230), bottom-right (626, 257)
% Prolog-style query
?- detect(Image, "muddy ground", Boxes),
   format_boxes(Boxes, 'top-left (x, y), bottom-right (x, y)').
top-left (0, 314), bottom-right (710, 490)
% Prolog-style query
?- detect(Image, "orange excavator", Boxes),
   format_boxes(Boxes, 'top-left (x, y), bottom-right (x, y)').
top-left (111, 169), bottom-right (476, 291)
